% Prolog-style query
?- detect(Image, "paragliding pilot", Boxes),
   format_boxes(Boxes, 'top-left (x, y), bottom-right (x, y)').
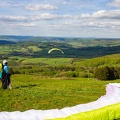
top-left (2, 60), bottom-right (12, 89)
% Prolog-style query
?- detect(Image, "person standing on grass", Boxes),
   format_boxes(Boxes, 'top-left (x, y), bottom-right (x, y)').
top-left (2, 60), bottom-right (12, 89)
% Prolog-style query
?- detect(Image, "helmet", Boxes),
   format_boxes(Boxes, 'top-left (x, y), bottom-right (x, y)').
top-left (3, 60), bottom-right (8, 64)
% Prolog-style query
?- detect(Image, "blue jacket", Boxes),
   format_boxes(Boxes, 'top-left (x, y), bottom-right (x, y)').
top-left (3, 64), bottom-right (9, 74)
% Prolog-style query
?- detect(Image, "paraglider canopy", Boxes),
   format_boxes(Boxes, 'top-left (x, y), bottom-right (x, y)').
top-left (48, 48), bottom-right (64, 54)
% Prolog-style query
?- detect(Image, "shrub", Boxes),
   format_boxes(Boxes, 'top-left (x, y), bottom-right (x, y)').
top-left (55, 72), bottom-right (66, 77)
top-left (9, 68), bottom-right (14, 74)
top-left (79, 71), bottom-right (88, 78)
top-left (94, 66), bottom-right (119, 80)
top-left (95, 66), bottom-right (112, 80)
top-left (41, 71), bottom-right (56, 77)
top-left (13, 70), bottom-right (21, 74)
top-left (115, 67), bottom-right (120, 79)
top-left (66, 71), bottom-right (79, 77)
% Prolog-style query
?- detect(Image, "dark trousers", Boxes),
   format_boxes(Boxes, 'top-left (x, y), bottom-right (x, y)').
top-left (2, 74), bottom-right (10, 89)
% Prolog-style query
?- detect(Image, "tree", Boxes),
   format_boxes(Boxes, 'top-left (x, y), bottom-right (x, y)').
top-left (95, 67), bottom-right (108, 80)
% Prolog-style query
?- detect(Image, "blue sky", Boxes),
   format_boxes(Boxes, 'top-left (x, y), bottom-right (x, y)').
top-left (0, 0), bottom-right (120, 38)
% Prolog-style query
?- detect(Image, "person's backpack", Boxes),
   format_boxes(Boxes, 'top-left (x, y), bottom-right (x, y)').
top-left (0, 63), bottom-right (3, 79)
top-left (0, 63), bottom-right (8, 89)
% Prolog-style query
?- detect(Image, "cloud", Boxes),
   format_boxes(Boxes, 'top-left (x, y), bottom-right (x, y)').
top-left (0, 14), bottom-right (56, 22)
top-left (10, 23), bottom-right (36, 27)
top-left (39, 13), bottom-right (59, 19)
top-left (1, 8), bottom-right (120, 23)
top-left (78, 9), bottom-right (120, 19)
top-left (25, 4), bottom-right (58, 11)
top-left (46, 18), bottom-right (120, 34)
top-left (108, 0), bottom-right (120, 7)
top-left (92, 9), bottom-right (120, 19)
top-left (62, 1), bottom-right (68, 5)
top-left (81, 13), bottom-right (91, 18)
top-left (0, 15), bottom-right (28, 22)
top-left (0, 13), bottom-right (74, 23)
top-left (0, 0), bottom-right (23, 9)
top-left (0, 0), bottom-right (120, 38)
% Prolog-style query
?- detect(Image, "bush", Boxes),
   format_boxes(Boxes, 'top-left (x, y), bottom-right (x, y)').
top-left (66, 71), bottom-right (79, 77)
top-left (115, 67), bottom-right (120, 79)
top-left (41, 71), bottom-right (56, 77)
top-left (94, 66), bottom-right (119, 80)
top-left (79, 71), bottom-right (88, 78)
top-left (13, 70), bottom-right (21, 74)
top-left (9, 68), bottom-right (14, 74)
top-left (55, 72), bottom-right (66, 77)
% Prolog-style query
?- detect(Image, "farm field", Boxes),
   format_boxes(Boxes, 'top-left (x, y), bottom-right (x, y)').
top-left (0, 74), bottom-right (120, 112)
top-left (21, 58), bottom-right (72, 66)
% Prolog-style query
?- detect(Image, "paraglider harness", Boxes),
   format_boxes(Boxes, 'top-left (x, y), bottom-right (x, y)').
top-left (0, 63), bottom-right (10, 89)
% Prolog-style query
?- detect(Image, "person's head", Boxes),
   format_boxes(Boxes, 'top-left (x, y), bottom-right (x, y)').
top-left (3, 60), bottom-right (8, 65)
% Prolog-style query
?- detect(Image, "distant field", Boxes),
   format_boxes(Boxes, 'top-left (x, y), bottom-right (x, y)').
top-left (16, 46), bottom-right (42, 53)
top-left (0, 45), bottom-right (42, 54)
top-left (21, 58), bottom-right (72, 66)
top-left (1, 38), bottom-right (120, 59)
top-left (0, 74), bottom-right (120, 112)
top-left (0, 45), bottom-right (12, 54)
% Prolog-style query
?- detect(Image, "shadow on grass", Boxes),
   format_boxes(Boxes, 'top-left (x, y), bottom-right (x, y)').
top-left (14, 84), bottom-right (38, 89)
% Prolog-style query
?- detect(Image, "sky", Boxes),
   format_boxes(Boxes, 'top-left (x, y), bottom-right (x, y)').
top-left (0, 0), bottom-right (120, 38)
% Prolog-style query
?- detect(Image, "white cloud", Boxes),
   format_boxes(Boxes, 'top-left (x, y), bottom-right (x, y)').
top-left (0, 0), bottom-right (120, 37)
top-left (11, 23), bottom-right (36, 27)
top-left (0, 14), bottom-right (58, 22)
top-left (92, 9), bottom-right (120, 19)
top-left (92, 10), bottom-right (106, 18)
top-left (0, 15), bottom-right (27, 22)
top-left (40, 13), bottom-right (59, 19)
top-left (0, 9), bottom-right (120, 33)
top-left (81, 14), bottom-right (91, 18)
top-left (74, 9), bottom-right (120, 20)
top-left (62, 2), bottom-right (68, 5)
top-left (0, 13), bottom-right (74, 22)
top-left (28, 13), bottom-right (61, 21)
top-left (25, 4), bottom-right (58, 11)
top-left (108, 0), bottom-right (120, 7)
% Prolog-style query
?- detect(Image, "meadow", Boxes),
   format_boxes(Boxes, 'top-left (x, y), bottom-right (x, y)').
top-left (0, 38), bottom-right (120, 113)
top-left (0, 74), bottom-right (120, 112)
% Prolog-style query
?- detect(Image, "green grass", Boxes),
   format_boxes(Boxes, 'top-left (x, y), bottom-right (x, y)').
top-left (74, 54), bottom-right (120, 67)
top-left (0, 45), bottom-right (41, 55)
top-left (0, 45), bottom-right (12, 54)
top-left (15, 46), bottom-right (42, 53)
top-left (21, 58), bottom-right (72, 66)
top-left (0, 74), bottom-right (120, 112)
top-left (27, 46), bottom-right (42, 52)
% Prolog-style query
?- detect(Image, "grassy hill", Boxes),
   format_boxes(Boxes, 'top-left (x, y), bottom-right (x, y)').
top-left (73, 53), bottom-right (120, 67)
top-left (0, 53), bottom-right (118, 80)
top-left (0, 35), bottom-right (120, 115)
top-left (0, 74), bottom-right (120, 111)
top-left (0, 42), bottom-right (120, 112)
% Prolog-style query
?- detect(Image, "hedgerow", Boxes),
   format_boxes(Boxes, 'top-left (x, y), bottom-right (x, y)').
top-left (94, 66), bottom-right (120, 80)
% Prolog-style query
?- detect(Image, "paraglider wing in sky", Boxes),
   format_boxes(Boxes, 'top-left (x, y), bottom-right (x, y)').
top-left (48, 48), bottom-right (64, 54)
